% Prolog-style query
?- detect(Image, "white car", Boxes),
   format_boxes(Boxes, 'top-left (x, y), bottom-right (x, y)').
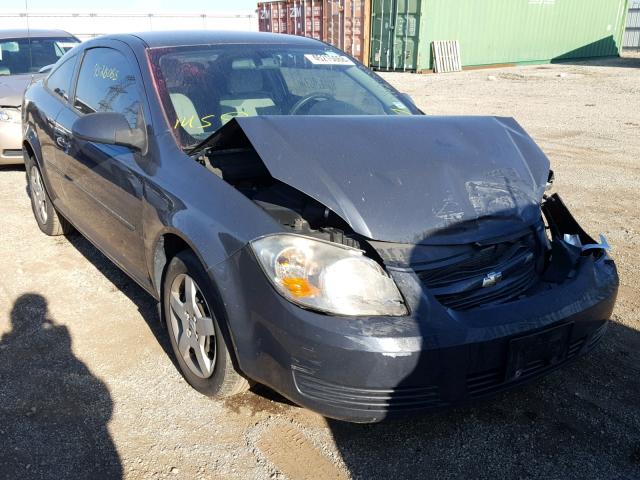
top-left (0, 28), bottom-right (79, 165)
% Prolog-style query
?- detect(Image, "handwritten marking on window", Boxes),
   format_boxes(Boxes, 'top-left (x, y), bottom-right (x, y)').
top-left (174, 114), bottom-right (216, 129)
top-left (94, 64), bottom-right (119, 81)
top-left (220, 111), bottom-right (249, 124)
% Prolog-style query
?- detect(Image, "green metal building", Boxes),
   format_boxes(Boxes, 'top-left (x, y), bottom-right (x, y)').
top-left (370, 0), bottom-right (630, 71)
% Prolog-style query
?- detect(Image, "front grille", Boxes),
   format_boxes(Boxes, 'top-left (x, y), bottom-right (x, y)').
top-left (293, 370), bottom-right (446, 412)
top-left (416, 233), bottom-right (539, 310)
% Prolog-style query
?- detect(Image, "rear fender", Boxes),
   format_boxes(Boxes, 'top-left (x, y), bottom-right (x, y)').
top-left (23, 124), bottom-right (44, 167)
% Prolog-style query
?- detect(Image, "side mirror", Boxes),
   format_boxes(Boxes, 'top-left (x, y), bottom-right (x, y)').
top-left (72, 112), bottom-right (146, 151)
top-left (399, 92), bottom-right (416, 106)
top-left (38, 64), bottom-right (54, 74)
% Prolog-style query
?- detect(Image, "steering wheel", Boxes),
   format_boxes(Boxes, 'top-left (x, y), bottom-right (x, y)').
top-left (289, 93), bottom-right (334, 115)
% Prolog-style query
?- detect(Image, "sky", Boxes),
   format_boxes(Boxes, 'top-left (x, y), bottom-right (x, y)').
top-left (21, 0), bottom-right (257, 13)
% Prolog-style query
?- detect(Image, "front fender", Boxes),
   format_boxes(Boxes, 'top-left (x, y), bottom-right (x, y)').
top-left (139, 132), bottom-right (284, 299)
top-left (141, 175), bottom-right (283, 298)
top-left (145, 224), bottom-right (213, 298)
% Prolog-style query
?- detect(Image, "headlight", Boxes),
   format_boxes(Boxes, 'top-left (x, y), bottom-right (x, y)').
top-left (0, 108), bottom-right (20, 123)
top-left (251, 234), bottom-right (408, 316)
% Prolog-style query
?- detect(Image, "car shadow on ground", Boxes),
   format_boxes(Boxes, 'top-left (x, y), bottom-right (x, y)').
top-left (0, 165), bottom-right (25, 173)
top-left (0, 293), bottom-right (123, 479)
top-left (64, 232), bottom-right (173, 360)
top-left (327, 319), bottom-right (640, 479)
top-left (63, 231), bottom-right (287, 402)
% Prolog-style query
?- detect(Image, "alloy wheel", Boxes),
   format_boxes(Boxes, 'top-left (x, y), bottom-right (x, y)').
top-left (29, 166), bottom-right (48, 224)
top-left (168, 273), bottom-right (217, 378)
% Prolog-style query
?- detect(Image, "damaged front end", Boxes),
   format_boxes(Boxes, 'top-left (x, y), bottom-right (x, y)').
top-left (195, 115), bottom-right (618, 421)
top-left (191, 115), bottom-right (616, 317)
top-left (373, 193), bottom-right (616, 316)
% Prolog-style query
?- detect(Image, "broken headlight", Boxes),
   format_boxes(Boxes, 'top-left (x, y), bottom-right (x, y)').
top-left (251, 234), bottom-right (408, 316)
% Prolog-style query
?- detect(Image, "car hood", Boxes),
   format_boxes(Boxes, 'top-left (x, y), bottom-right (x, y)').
top-left (0, 74), bottom-right (37, 106)
top-left (211, 115), bottom-right (550, 245)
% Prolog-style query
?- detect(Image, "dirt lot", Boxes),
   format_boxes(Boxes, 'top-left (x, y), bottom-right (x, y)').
top-left (1, 53), bottom-right (639, 480)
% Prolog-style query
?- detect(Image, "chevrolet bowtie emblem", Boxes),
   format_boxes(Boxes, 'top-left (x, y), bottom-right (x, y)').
top-left (482, 271), bottom-right (503, 288)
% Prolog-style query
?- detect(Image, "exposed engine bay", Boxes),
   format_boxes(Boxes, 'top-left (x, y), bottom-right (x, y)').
top-left (197, 146), bottom-right (363, 250)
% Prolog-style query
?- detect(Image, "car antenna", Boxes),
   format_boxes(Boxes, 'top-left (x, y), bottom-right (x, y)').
top-left (24, 0), bottom-right (34, 74)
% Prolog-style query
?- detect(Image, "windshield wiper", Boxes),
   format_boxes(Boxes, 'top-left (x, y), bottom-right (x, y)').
top-left (187, 133), bottom-right (217, 156)
top-left (187, 119), bottom-right (249, 157)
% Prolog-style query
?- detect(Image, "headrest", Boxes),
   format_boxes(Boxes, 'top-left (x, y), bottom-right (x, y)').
top-left (180, 62), bottom-right (207, 85)
top-left (227, 69), bottom-right (263, 95)
top-left (162, 60), bottom-right (207, 89)
top-left (160, 58), bottom-right (182, 88)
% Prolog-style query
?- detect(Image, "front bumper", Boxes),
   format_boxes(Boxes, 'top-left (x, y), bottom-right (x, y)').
top-left (0, 122), bottom-right (24, 165)
top-left (212, 244), bottom-right (618, 423)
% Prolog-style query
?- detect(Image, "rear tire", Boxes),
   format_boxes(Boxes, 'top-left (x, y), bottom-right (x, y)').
top-left (163, 250), bottom-right (249, 398)
top-left (25, 155), bottom-right (72, 236)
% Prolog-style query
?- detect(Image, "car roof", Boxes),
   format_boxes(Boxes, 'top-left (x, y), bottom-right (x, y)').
top-left (103, 30), bottom-right (323, 49)
top-left (0, 29), bottom-right (75, 40)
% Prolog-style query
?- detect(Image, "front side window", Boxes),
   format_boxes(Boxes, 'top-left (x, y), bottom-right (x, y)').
top-left (0, 36), bottom-right (79, 76)
top-left (46, 56), bottom-right (77, 101)
top-left (147, 44), bottom-right (418, 148)
top-left (74, 48), bottom-right (142, 129)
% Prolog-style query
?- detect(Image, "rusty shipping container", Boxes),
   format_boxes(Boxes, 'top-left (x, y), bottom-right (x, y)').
top-left (258, 1), bottom-right (290, 34)
top-left (285, 1), bottom-right (323, 40)
top-left (257, 0), bottom-right (370, 66)
top-left (324, 0), bottom-right (371, 65)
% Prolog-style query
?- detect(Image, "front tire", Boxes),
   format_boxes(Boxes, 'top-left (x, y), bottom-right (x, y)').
top-left (25, 156), bottom-right (72, 236)
top-left (163, 251), bottom-right (249, 398)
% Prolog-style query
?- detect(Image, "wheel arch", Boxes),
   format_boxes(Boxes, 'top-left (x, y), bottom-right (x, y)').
top-left (22, 139), bottom-right (36, 163)
top-left (151, 229), bottom-right (202, 299)
top-left (152, 229), bottom-right (246, 376)
top-left (23, 125), bottom-right (43, 167)
top-left (22, 136), bottom-right (55, 201)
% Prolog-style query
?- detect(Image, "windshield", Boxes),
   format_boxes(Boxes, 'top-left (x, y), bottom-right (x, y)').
top-left (148, 44), bottom-right (418, 148)
top-left (0, 36), bottom-right (79, 76)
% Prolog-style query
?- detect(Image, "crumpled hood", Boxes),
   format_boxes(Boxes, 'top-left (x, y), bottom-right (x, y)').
top-left (227, 115), bottom-right (550, 245)
top-left (0, 74), bottom-right (36, 106)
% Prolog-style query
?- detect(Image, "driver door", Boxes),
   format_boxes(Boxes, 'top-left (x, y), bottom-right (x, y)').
top-left (56, 43), bottom-right (151, 284)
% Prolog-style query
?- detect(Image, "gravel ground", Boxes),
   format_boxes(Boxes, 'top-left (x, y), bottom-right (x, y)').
top-left (1, 52), bottom-right (639, 480)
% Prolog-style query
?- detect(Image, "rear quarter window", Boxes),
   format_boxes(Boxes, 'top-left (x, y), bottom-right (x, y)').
top-left (45, 56), bottom-right (77, 101)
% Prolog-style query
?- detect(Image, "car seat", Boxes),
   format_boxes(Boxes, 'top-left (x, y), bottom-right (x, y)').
top-left (219, 66), bottom-right (280, 125)
top-left (165, 60), bottom-right (221, 136)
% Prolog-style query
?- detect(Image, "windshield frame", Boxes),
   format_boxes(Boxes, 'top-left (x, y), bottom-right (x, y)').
top-left (0, 36), bottom-right (80, 76)
top-left (146, 42), bottom-right (422, 150)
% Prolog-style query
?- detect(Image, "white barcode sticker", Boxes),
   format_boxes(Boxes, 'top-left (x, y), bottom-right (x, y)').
top-left (304, 54), bottom-right (354, 66)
